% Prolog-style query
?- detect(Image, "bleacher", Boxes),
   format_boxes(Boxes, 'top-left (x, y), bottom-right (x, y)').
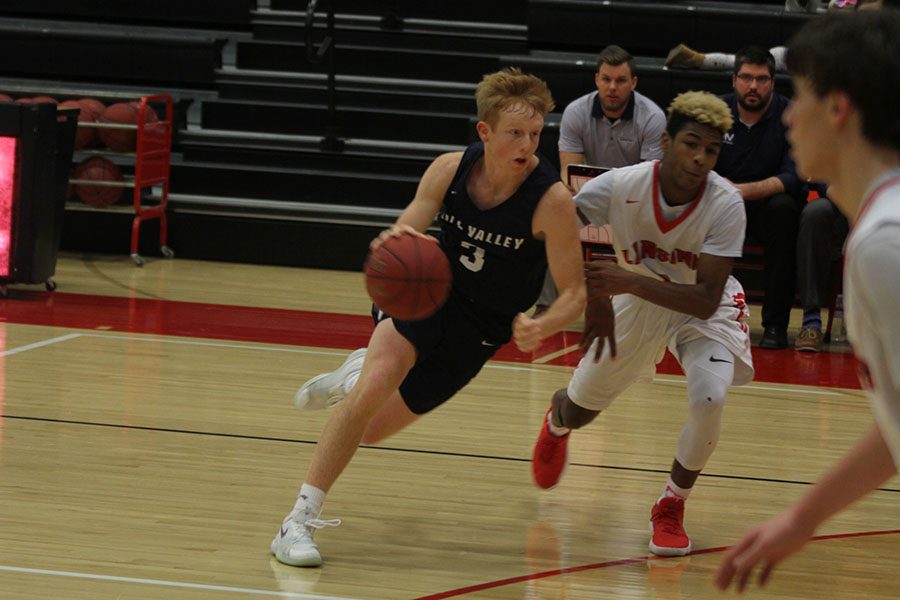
top-left (0, 0), bottom-right (815, 271)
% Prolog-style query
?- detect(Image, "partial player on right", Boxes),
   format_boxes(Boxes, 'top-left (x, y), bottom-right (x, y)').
top-left (716, 10), bottom-right (900, 592)
top-left (531, 91), bottom-right (754, 557)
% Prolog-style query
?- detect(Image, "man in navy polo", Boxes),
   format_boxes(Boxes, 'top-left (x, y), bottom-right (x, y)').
top-left (714, 46), bottom-right (802, 349)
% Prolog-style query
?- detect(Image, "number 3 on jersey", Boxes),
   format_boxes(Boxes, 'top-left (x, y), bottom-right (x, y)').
top-left (459, 241), bottom-right (485, 272)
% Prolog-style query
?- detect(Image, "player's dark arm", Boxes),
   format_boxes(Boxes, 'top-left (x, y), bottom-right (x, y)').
top-left (584, 253), bottom-right (732, 320)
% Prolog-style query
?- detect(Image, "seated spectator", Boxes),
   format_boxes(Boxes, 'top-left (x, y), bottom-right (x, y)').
top-left (535, 44), bottom-right (666, 314)
top-left (556, 45), bottom-right (666, 180)
top-left (795, 187), bottom-right (849, 352)
top-left (666, 0), bottom-right (888, 71)
top-left (713, 46), bottom-right (802, 349)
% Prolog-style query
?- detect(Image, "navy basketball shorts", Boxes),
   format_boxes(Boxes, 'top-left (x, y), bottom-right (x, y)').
top-left (371, 299), bottom-right (504, 415)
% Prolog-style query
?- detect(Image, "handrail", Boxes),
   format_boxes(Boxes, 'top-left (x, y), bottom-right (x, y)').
top-left (304, 0), bottom-right (343, 151)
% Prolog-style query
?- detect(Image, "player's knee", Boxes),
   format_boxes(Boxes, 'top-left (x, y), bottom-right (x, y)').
top-left (686, 375), bottom-right (729, 418)
top-left (553, 389), bottom-right (600, 429)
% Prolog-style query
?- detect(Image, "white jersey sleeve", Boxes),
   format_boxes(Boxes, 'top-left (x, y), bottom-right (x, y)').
top-left (574, 169), bottom-right (615, 226)
top-left (852, 223), bottom-right (900, 466)
top-left (701, 190), bottom-right (746, 257)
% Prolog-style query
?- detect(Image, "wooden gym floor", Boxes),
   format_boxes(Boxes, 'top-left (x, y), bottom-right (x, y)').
top-left (0, 253), bottom-right (897, 599)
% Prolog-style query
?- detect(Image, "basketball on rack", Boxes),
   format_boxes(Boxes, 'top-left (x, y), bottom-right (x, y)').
top-left (0, 93), bottom-right (11, 102)
top-left (78, 97), bottom-right (106, 120)
top-left (129, 101), bottom-right (159, 123)
top-left (31, 96), bottom-right (57, 104)
top-left (363, 232), bottom-right (452, 321)
top-left (58, 100), bottom-right (98, 149)
top-left (98, 102), bottom-right (139, 151)
top-left (72, 157), bottom-right (124, 208)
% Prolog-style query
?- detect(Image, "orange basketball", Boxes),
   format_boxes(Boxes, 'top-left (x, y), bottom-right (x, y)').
top-left (129, 101), bottom-right (159, 123)
top-left (73, 157), bottom-right (123, 208)
top-left (363, 233), bottom-right (452, 321)
top-left (98, 102), bottom-right (139, 151)
top-left (78, 98), bottom-right (106, 120)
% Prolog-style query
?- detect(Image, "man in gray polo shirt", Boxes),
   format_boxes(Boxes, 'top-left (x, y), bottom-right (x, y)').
top-left (536, 45), bottom-right (665, 314)
top-left (558, 45), bottom-right (666, 179)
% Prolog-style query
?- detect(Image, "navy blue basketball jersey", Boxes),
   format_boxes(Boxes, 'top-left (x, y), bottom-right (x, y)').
top-left (438, 142), bottom-right (559, 341)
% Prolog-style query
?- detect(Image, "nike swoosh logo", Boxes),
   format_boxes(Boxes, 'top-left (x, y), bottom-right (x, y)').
top-left (709, 356), bottom-right (733, 363)
top-left (625, 199), bottom-right (640, 204)
top-left (481, 340), bottom-right (498, 346)
top-left (280, 526), bottom-right (288, 538)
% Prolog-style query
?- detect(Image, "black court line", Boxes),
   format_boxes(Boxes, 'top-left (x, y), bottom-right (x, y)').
top-left (5, 413), bottom-right (900, 493)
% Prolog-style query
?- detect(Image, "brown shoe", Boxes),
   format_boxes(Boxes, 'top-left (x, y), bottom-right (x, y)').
top-left (795, 326), bottom-right (824, 353)
top-left (665, 44), bottom-right (705, 69)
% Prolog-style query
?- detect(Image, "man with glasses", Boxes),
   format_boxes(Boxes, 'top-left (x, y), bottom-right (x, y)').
top-left (714, 46), bottom-right (802, 349)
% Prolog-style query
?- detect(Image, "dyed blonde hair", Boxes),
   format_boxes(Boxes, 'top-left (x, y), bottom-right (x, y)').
top-left (666, 91), bottom-right (734, 136)
top-left (475, 67), bottom-right (555, 127)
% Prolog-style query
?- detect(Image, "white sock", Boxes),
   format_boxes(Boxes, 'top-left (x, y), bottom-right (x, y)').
top-left (547, 410), bottom-right (570, 437)
top-left (658, 477), bottom-right (692, 503)
top-left (293, 483), bottom-right (326, 518)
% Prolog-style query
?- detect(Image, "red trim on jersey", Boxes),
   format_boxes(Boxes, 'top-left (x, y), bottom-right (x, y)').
top-left (845, 175), bottom-right (900, 262)
top-left (652, 161), bottom-right (707, 234)
top-left (840, 174), bottom-right (900, 383)
top-left (853, 175), bottom-right (900, 226)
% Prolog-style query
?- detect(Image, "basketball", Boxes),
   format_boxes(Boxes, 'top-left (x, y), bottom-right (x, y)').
top-left (364, 233), bottom-right (452, 321)
top-left (58, 99), bottom-right (99, 149)
top-left (78, 97), bottom-right (106, 120)
top-left (129, 101), bottom-right (159, 123)
top-left (72, 157), bottom-right (123, 208)
top-left (98, 102), bottom-right (139, 151)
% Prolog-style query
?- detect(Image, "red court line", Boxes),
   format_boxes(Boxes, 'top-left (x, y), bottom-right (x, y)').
top-left (414, 528), bottom-right (900, 599)
top-left (0, 291), bottom-right (861, 388)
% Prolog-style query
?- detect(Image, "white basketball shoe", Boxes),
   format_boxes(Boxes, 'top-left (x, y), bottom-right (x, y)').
top-left (293, 348), bottom-right (367, 410)
top-left (271, 509), bottom-right (341, 568)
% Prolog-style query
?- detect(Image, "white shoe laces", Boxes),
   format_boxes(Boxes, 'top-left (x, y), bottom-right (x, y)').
top-left (303, 518), bottom-right (342, 530)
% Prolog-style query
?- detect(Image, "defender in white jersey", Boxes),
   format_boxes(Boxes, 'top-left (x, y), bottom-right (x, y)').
top-left (716, 11), bottom-right (900, 592)
top-left (531, 91), bottom-right (754, 557)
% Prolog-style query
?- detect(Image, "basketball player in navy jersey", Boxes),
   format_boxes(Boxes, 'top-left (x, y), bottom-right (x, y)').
top-left (271, 68), bottom-right (587, 567)
top-left (716, 11), bottom-right (900, 591)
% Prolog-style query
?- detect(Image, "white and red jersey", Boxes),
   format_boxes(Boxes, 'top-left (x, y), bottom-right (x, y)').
top-left (844, 168), bottom-right (900, 468)
top-left (575, 160), bottom-right (752, 386)
top-left (575, 160), bottom-right (746, 283)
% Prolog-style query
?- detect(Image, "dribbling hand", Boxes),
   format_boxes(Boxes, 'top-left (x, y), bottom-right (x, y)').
top-left (370, 224), bottom-right (431, 251)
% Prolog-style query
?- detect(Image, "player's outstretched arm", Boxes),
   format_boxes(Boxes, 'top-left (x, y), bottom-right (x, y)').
top-left (585, 252), bottom-right (732, 319)
top-left (514, 182), bottom-right (586, 352)
top-left (371, 152), bottom-right (462, 250)
top-left (715, 423), bottom-right (897, 593)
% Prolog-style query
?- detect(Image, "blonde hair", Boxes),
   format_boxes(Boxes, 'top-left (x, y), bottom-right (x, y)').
top-left (667, 91), bottom-right (734, 136)
top-left (475, 67), bottom-right (555, 127)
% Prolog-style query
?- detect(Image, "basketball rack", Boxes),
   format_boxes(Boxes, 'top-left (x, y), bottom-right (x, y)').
top-left (67, 93), bottom-right (174, 266)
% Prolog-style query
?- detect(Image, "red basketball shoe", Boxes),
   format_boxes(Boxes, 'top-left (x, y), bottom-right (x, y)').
top-left (649, 496), bottom-right (691, 556)
top-left (531, 409), bottom-right (570, 489)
